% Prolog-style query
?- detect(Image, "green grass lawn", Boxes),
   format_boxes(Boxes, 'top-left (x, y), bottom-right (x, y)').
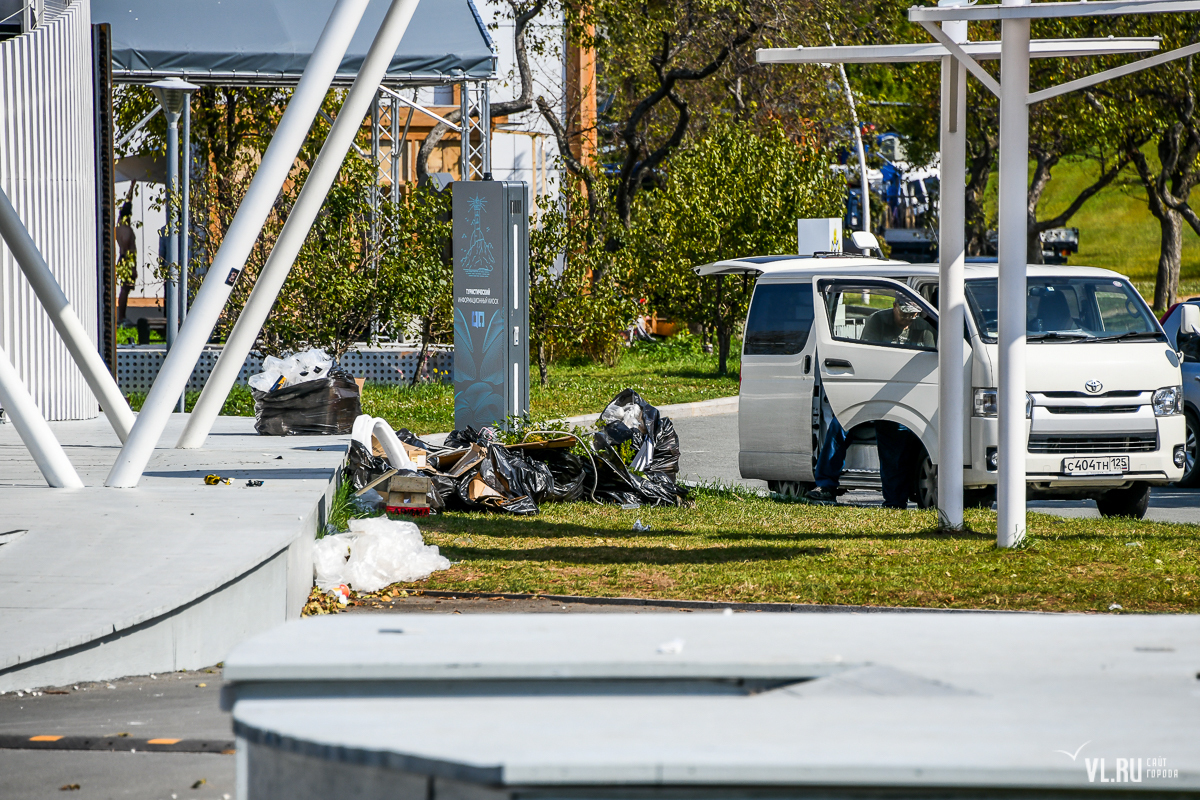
top-left (984, 154), bottom-right (1200, 300)
top-left (310, 484), bottom-right (1199, 615)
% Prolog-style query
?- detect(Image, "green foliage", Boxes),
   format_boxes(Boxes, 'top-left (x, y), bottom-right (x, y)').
top-left (629, 121), bottom-right (844, 372)
top-left (219, 159), bottom-right (452, 357)
top-left (528, 184), bottom-right (637, 383)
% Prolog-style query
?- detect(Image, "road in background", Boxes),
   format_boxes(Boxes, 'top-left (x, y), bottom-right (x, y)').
top-left (671, 410), bottom-right (1200, 523)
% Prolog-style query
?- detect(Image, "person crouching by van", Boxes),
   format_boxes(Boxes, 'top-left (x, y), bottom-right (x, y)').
top-left (808, 415), bottom-right (921, 509)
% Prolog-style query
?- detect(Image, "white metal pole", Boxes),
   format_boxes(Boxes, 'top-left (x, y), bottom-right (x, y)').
top-left (0, 344), bottom-right (83, 488)
top-left (181, 97), bottom-right (191, 328)
top-left (996, 1), bottom-right (1030, 547)
top-left (937, 4), bottom-right (968, 530)
top-left (176, 0), bottom-right (422, 450)
top-left (460, 80), bottom-right (470, 179)
top-left (0, 186), bottom-right (135, 442)
top-left (164, 108), bottom-right (179, 351)
top-left (106, 0), bottom-right (373, 488)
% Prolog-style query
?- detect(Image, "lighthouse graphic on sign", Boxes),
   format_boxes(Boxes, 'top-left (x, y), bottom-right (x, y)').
top-left (460, 195), bottom-right (496, 278)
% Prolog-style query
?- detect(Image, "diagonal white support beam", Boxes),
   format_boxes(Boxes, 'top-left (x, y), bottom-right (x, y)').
top-left (177, 0), bottom-right (423, 450)
top-left (1028, 40), bottom-right (1200, 104)
top-left (757, 37), bottom-right (1159, 65)
top-left (105, 0), bottom-right (373, 488)
top-left (911, 0), bottom-right (1200, 22)
top-left (380, 85), bottom-right (462, 131)
top-left (0, 186), bottom-right (135, 442)
top-left (0, 344), bottom-right (83, 488)
top-left (920, 20), bottom-right (1002, 96)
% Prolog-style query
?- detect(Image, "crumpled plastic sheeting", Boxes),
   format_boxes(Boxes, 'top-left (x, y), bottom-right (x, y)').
top-left (313, 517), bottom-right (450, 592)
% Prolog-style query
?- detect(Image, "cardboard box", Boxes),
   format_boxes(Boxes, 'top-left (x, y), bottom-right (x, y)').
top-left (386, 474), bottom-right (432, 512)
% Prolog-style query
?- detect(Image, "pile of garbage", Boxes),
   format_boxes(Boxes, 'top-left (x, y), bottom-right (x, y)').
top-left (314, 516), bottom-right (451, 595)
top-left (247, 347), bottom-right (361, 436)
top-left (345, 389), bottom-right (688, 515)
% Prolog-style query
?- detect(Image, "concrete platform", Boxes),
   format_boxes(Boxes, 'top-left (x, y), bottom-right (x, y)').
top-left (223, 613), bottom-right (1200, 797)
top-left (0, 414), bottom-right (346, 693)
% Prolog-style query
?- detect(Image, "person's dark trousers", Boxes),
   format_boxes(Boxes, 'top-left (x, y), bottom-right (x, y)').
top-left (875, 420), bottom-right (918, 508)
top-left (814, 416), bottom-right (849, 490)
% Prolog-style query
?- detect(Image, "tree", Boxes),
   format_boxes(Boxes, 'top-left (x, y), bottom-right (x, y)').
top-left (630, 122), bottom-right (843, 374)
top-left (528, 184), bottom-right (637, 385)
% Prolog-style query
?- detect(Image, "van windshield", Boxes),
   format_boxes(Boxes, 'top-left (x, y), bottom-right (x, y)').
top-left (964, 277), bottom-right (1163, 343)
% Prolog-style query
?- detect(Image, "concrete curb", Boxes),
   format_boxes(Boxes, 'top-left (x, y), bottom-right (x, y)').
top-left (403, 589), bottom-right (1039, 614)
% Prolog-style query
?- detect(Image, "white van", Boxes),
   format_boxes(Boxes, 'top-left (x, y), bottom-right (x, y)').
top-left (700, 255), bottom-right (1186, 518)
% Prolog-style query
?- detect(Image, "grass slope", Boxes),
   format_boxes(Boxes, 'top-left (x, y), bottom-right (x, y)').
top-left (314, 485), bottom-right (1199, 614)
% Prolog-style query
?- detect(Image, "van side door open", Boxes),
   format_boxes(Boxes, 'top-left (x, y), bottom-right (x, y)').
top-left (812, 277), bottom-right (941, 459)
top-left (738, 280), bottom-right (818, 482)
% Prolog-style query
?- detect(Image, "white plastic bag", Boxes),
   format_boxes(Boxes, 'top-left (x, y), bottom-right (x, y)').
top-left (313, 532), bottom-right (355, 591)
top-left (343, 517), bottom-right (450, 592)
top-left (249, 348), bottom-right (337, 393)
top-left (312, 517), bottom-right (450, 593)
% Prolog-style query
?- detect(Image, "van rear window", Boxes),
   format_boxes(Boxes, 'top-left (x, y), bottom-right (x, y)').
top-left (744, 283), bottom-right (813, 355)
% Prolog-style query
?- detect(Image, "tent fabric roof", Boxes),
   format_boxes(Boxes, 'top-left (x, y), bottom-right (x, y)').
top-left (92, 0), bottom-right (496, 85)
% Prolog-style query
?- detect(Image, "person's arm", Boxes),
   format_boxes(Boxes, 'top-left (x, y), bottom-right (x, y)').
top-left (861, 309), bottom-right (889, 343)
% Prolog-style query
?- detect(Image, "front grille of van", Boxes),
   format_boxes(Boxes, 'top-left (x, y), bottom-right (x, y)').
top-left (1045, 406), bottom-right (1139, 414)
top-left (1027, 434), bottom-right (1158, 454)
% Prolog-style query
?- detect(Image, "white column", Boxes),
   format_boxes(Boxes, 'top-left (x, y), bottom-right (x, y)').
top-left (105, 0), bottom-right (373, 488)
top-left (0, 344), bottom-right (83, 488)
top-left (937, 5), bottom-right (968, 529)
top-left (164, 108), bottom-right (179, 351)
top-left (0, 186), bottom-right (135, 442)
top-left (176, 0), bottom-right (423, 450)
top-left (996, 2), bottom-right (1030, 547)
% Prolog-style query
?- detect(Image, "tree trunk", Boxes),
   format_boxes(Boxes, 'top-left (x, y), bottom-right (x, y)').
top-left (1154, 207), bottom-right (1183, 312)
top-left (537, 339), bottom-right (549, 387)
top-left (717, 326), bottom-right (731, 376)
top-left (409, 316), bottom-right (432, 387)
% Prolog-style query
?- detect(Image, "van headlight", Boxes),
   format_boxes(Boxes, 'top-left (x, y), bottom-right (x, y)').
top-left (973, 388), bottom-right (997, 417)
top-left (1153, 385), bottom-right (1183, 416)
top-left (972, 389), bottom-right (1032, 418)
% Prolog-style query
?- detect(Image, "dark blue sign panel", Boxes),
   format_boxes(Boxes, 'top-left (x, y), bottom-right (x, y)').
top-left (452, 181), bottom-right (529, 430)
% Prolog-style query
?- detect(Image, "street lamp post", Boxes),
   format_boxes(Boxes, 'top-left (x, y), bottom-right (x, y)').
top-left (148, 77), bottom-right (198, 413)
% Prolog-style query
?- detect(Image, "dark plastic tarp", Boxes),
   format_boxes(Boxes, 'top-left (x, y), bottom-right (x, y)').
top-left (92, 0), bottom-right (495, 85)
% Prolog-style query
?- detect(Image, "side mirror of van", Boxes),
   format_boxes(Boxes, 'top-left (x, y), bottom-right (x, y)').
top-left (848, 230), bottom-right (882, 257)
top-left (1180, 303), bottom-right (1200, 336)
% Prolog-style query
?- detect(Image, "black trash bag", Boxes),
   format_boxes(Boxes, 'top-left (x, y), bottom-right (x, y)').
top-left (453, 458), bottom-right (539, 515)
top-left (253, 368), bottom-right (361, 436)
top-left (489, 444), bottom-right (555, 502)
top-left (597, 388), bottom-right (681, 476)
top-left (526, 449), bottom-right (588, 502)
top-left (346, 439), bottom-right (390, 492)
top-left (396, 428), bottom-right (440, 452)
top-left (444, 425), bottom-right (500, 449)
top-left (424, 470), bottom-right (462, 512)
top-left (591, 434), bottom-right (688, 507)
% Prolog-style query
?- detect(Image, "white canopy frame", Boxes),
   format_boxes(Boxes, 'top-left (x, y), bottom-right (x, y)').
top-left (908, 0), bottom-right (1200, 546)
top-left (757, 10), bottom-right (1179, 539)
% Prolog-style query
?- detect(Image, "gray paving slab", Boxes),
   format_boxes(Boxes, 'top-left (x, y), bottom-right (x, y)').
top-left (0, 750), bottom-right (234, 800)
top-left (224, 613), bottom-right (1200, 792)
top-left (0, 415), bottom-right (345, 690)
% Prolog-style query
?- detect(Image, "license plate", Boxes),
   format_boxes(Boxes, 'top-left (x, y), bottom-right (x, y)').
top-left (1062, 456), bottom-right (1129, 475)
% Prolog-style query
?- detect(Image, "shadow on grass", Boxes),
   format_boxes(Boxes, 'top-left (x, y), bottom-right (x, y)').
top-left (439, 544), bottom-right (833, 565)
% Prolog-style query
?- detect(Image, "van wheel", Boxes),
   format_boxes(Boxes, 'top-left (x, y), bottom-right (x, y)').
top-left (1176, 410), bottom-right (1200, 488)
top-left (915, 454), bottom-right (938, 509)
top-left (769, 481), bottom-right (812, 500)
top-left (1095, 482), bottom-right (1151, 519)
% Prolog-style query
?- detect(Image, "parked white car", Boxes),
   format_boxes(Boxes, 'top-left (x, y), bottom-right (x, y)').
top-left (1156, 299), bottom-right (1200, 487)
top-left (699, 255), bottom-right (1187, 518)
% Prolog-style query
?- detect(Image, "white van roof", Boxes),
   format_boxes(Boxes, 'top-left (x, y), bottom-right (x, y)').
top-left (696, 254), bottom-right (1130, 282)
top-left (694, 254), bottom-right (907, 276)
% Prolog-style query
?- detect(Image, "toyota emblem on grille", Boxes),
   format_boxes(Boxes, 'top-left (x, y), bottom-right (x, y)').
top-left (1084, 379), bottom-right (1103, 394)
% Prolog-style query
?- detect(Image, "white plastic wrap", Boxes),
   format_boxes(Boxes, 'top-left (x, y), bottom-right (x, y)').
top-left (248, 348), bottom-right (337, 393)
top-left (312, 516), bottom-right (450, 593)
